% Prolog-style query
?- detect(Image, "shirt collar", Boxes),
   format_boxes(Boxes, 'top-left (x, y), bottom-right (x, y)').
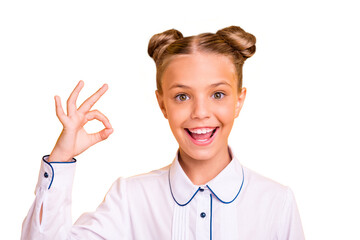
top-left (168, 146), bottom-right (244, 206)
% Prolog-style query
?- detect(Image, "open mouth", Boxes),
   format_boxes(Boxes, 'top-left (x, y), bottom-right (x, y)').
top-left (185, 127), bottom-right (219, 145)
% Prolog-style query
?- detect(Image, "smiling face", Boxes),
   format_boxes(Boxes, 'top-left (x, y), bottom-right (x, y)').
top-left (156, 53), bottom-right (246, 164)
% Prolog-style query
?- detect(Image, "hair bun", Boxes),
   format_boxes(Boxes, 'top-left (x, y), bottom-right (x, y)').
top-left (216, 26), bottom-right (256, 59)
top-left (148, 29), bottom-right (183, 63)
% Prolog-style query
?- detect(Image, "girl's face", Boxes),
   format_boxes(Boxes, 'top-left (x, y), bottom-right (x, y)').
top-left (156, 53), bottom-right (246, 162)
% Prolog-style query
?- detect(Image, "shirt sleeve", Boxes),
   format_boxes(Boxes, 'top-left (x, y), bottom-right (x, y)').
top-left (21, 155), bottom-right (131, 240)
top-left (278, 187), bottom-right (305, 240)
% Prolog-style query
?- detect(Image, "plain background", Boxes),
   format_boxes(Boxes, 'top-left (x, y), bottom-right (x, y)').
top-left (1, 0), bottom-right (359, 239)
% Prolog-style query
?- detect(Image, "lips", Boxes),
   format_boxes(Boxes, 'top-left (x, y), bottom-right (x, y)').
top-left (185, 127), bottom-right (218, 145)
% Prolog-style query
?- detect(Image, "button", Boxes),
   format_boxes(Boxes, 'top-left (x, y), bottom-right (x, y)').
top-left (44, 172), bottom-right (49, 178)
top-left (199, 188), bottom-right (204, 192)
top-left (200, 212), bottom-right (206, 218)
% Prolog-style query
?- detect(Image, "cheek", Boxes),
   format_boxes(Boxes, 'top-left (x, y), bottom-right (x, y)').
top-left (166, 103), bottom-right (189, 128)
top-left (216, 101), bottom-right (237, 124)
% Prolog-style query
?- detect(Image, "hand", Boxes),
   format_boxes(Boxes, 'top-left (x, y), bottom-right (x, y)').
top-left (48, 80), bottom-right (113, 162)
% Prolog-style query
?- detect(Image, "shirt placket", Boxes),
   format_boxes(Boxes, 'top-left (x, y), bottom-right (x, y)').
top-left (196, 187), bottom-right (212, 240)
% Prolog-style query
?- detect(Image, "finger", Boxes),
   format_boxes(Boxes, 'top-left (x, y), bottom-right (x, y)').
top-left (78, 83), bottom-right (108, 114)
top-left (90, 128), bottom-right (114, 145)
top-left (54, 95), bottom-right (67, 123)
top-left (85, 110), bottom-right (112, 129)
top-left (90, 128), bottom-right (114, 144)
top-left (67, 80), bottom-right (84, 115)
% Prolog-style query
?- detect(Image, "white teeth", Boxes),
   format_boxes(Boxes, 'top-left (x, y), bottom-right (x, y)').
top-left (188, 128), bottom-right (215, 134)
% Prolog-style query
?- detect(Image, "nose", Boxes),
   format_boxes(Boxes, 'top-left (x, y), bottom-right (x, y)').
top-left (191, 97), bottom-right (210, 120)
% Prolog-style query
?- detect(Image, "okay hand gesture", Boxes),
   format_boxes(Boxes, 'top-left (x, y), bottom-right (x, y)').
top-left (49, 80), bottom-right (113, 162)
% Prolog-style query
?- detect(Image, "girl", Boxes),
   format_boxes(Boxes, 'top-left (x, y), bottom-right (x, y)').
top-left (21, 26), bottom-right (305, 239)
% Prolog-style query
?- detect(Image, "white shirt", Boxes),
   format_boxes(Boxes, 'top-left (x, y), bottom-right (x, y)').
top-left (21, 148), bottom-right (305, 239)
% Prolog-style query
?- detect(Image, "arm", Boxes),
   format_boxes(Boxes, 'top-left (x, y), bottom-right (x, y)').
top-left (21, 157), bottom-right (130, 240)
top-left (21, 156), bottom-right (76, 239)
top-left (21, 81), bottom-right (114, 239)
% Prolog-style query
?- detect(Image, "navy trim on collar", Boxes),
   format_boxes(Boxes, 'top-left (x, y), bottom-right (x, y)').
top-left (168, 147), bottom-right (245, 206)
top-left (206, 166), bottom-right (244, 204)
top-left (169, 171), bottom-right (202, 206)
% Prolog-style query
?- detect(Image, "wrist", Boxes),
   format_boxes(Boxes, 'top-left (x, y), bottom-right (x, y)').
top-left (48, 151), bottom-right (74, 162)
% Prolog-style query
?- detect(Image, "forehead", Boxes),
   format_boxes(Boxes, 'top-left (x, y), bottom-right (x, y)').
top-left (161, 53), bottom-right (237, 89)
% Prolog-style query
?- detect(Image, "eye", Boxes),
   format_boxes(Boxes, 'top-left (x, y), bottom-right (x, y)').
top-left (175, 93), bottom-right (189, 102)
top-left (212, 92), bottom-right (225, 100)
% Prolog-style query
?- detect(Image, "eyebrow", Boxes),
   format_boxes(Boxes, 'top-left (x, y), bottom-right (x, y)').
top-left (210, 82), bottom-right (232, 88)
top-left (169, 81), bottom-right (232, 90)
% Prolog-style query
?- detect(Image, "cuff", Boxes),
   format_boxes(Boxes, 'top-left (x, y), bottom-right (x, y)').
top-left (36, 155), bottom-right (77, 191)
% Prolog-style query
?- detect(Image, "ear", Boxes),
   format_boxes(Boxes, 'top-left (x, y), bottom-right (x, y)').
top-left (234, 87), bottom-right (247, 118)
top-left (155, 90), bottom-right (168, 119)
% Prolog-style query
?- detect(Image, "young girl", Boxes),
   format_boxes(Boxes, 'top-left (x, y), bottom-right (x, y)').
top-left (21, 26), bottom-right (305, 239)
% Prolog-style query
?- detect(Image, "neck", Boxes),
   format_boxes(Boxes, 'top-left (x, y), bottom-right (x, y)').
top-left (178, 146), bottom-right (232, 185)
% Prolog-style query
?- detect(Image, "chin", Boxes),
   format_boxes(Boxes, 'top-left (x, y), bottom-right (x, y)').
top-left (179, 143), bottom-right (221, 162)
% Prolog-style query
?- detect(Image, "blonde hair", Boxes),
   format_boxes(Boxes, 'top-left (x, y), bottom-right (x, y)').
top-left (148, 26), bottom-right (256, 94)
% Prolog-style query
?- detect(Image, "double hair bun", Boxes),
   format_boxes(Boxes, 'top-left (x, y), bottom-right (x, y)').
top-left (148, 26), bottom-right (256, 63)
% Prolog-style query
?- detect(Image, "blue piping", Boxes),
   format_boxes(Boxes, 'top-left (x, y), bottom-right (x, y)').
top-left (168, 169), bottom-right (201, 206)
top-left (206, 166), bottom-right (244, 204)
top-left (42, 155), bottom-right (76, 190)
